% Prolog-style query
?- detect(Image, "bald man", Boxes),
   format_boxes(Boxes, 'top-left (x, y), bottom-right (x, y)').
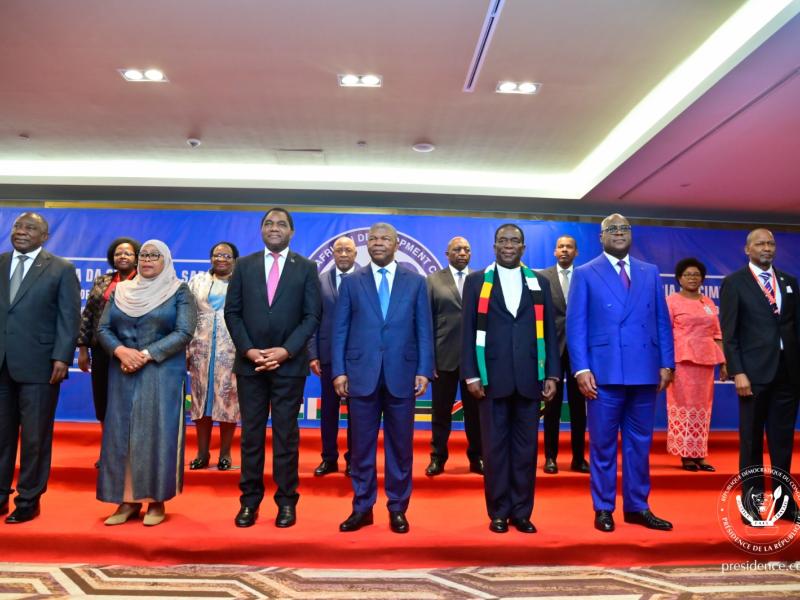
top-left (308, 236), bottom-right (358, 477)
top-left (425, 236), bottom-right (483, 476)
top-left (720, 228), bottom-right (800, 523)
top-left (0, 212), bottom-right (80, 523)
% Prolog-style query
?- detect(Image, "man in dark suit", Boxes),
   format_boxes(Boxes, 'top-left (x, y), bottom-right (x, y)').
top-left (425, 236), bottom-right (483, 477)
top-left (225, 207), bottom-right (321, 528)
top-left (538, 235), bottom-right (588, 475)
top-left (332, 222), bottom-right (434, 534)
top-left (567, 213), bottom-right (674, 533)
top-left (720, 228), bottom-right (800, 521)
top-left (308, 235), bottom-right (357, 477)
top-left (461, 223), bottom-right (559, 534)
top-left (0, 212), bottom-right (80, 523)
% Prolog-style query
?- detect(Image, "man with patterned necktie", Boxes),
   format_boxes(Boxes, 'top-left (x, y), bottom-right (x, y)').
top-left (332, 222), bottom-right (433, 534)
top-left (225, 207), bottom-right (321, 529)
top-left (567, 213), bottom-right (675, 533)
top-left (720, 228), bottom-right (800, 523)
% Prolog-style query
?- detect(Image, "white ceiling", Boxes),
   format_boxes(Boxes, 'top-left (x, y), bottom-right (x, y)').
top-left (0, 0), bottom-right (798, 219)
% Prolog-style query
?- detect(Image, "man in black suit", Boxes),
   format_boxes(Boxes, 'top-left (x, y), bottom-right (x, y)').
top-left (0, 212), bottom-right (80, 523)
top-left (308, 235), bottom-right (357, 477)
top-left (425, 236), bottom-right (483, 477)
top-left (461, 223), bottom-right (559, 534)
top-left (538, 235), bottom-right (588, 474)
top-left (225, 207), bottom-right (321, 528)
top-left (720, 228), bottom-right (800, 520)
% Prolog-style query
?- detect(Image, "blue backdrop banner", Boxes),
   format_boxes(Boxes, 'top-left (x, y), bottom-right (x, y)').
top-left (2, 206), bottom-right (799, 431)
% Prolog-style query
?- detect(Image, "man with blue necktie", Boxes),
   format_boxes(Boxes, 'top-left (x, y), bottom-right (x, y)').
top-left (567, 213), bottom-right (675, 533)
top-left (332, 222), bottom-right (434, 533)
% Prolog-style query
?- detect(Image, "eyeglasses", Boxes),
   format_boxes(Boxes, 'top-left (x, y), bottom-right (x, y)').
top-left (113, 251), bottom-right (135, 258)
top-left (212, 253), bottom-right (234, 260)
top-left (139, 252), bottom-right (163, 262)
top-left (681, 272), bottom-right (703, 279)
top-left (602, 225), bottom-right (632, 234)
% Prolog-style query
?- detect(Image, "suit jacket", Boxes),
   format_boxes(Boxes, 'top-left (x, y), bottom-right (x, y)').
top-left (537, 265), bottom-right (568, 355)
top-left (224, 249), bottom-right (321, 378)
top-left (566, 254), bottom-right (674, 386)
top-left (0, 249), bottom-right (81, 383)
top-left (427, 267), bottom-right (465, 372)
top-left (331, 264), bottom-right (434, 398)
top-left (307, 267), bottom-right (354, 366)
top-left (461, 267), bottom-right (560, 400)
top-left (720, 265), bottom-right (800, 387)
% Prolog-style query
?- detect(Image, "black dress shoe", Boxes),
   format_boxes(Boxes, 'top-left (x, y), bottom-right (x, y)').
top-left (425, 456), bottom-right (445, 477)
top-left (217, 457), bottom-right (232, 471)
top-left (510, 517), bottom-right (537, 533)
top-left (339, 509), bottom-right (374, 532)
top-left (0, 499), bottom-right (8, 516)
top-left (6, 504), bottom-right (40, 524)
top-left (314, 459), bottom-right (338, 476)
top-left (624, 510), bottom-right (673, 531)
top-left (469, 458), bottom-right (484, 475)
top-left (275, 505), bottom-right (296, 528)
top-left (389, 511), bottom-right (409, 533)
top-left (345, 462), bottom-right (352, 477)
top-left (594, 510), bottom-right (615, 532)
top-left (696, 461), bottom-right (715, 472)
top-left (489, 517), bottom-right (508, 533)
top-left (681, 458), bottom-right (699, 472)
top-left (234, 506), bottom-right (259, 528)
top-left (189, 454), bottom-right (210, 470)
top-left (543, 458), bottom-right (558, 474)
top-left (570, 459), bottom-right (590, 473)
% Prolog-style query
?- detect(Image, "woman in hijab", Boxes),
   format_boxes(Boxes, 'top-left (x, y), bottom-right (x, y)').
top-left (96, 240), bottom-right (197, 526)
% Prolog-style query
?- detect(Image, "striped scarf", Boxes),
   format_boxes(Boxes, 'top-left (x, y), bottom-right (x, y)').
top-left (475, 262), bottom-right (546, 385)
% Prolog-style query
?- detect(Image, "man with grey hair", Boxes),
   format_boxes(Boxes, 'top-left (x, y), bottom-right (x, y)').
top-left (332, 222), bottom-right (434, 533)
top-left (0, 212), bottom-right (80, 523)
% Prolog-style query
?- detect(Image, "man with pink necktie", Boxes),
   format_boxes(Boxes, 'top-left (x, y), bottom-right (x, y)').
top-left (225, 208), bottom-right (321, 528)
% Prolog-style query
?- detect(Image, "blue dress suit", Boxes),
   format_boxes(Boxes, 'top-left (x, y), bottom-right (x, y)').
top-left (331, 263), bottom-right (434, 513)
top-left (566, 254), bottom-right (674, 512)
top-left (461, 267), bottom-right (560, 520)
top-left (307, 268), bottom-right (354, 463)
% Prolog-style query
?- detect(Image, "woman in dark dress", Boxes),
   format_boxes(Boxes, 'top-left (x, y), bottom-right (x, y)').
top-left (97, 240), bottom-right (197, 526)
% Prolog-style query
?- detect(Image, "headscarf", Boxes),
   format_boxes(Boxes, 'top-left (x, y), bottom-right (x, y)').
top-left (113, 239), bottom-right (182, 317)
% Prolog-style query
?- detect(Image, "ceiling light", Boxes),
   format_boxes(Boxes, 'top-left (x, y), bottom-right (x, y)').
top-left (496, 80), bottom-right (541, 94)
top-left (338, 73), bottom-right (382, 88)
top-left (118, 68), bottom-right (168, 82)
top-left (144, 69), bottom-right (165, 81)
top-left (122, 69), bottom-right (143, 81)
top-left (412, 142), bottom-right (435, 153)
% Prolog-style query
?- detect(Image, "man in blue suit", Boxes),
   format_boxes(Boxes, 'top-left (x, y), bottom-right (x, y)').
top-left (308, 236), bottom-right (357, 477)
top-left (332, 222), bottom-right (434, 533)
top-left (567, 213), bottom-right (675, 533)
top-left (461, 223), bottom-right (559, 533)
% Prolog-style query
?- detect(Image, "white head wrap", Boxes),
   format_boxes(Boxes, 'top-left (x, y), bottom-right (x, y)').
top-left (113, 239), bottom-right (182, 317)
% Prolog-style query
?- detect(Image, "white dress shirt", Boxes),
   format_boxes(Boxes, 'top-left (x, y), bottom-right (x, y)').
top-left (449, 264), bottom-right (469, 296)
top-left (604, 252), bottom-right (630, 279)
top-left (335, 266), bottom-right (357, 291)
top-left (370, 261), bottom-right (397, 293)
top-left (496, 264), bottom-right (523, 316)
top-left (9, 246), bottom-right (43, 280)
top-left (264, 246), bottom-right (290, 282)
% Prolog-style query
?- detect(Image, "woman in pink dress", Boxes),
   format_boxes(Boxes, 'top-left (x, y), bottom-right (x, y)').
top-left (666, 258), bottom-right (727, 471)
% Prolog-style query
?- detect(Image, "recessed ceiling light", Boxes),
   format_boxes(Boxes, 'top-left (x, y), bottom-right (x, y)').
top-left (496, 80), bottom-right (540, 94)
top-left (144, 68), bottom-right (165, 81)
top-left (412, 142), bottom-right (435, 153)
top-left (338, 73), bottom-right (382, 88)
top-left (119, 68), bottom-right (168, 82)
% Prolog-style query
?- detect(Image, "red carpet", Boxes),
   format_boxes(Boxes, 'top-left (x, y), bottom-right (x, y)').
top-left (2, 423), bottom-right (799, 567)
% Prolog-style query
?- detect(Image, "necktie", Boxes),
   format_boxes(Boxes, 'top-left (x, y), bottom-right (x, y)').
top-left (759, 272), bottom-right (779, 315)
top-left (560, 268), bottom-right (570, 301)
top-left (9, 255), bottom-right (28, 303)
top-left (378, 268), bottom-right (390, 319)
top-left (456, 271), bottom-right (464, 297)
top-left (618, 260), bottom-right (630, 291)
top-left (337, 271), bottom-right (347, 291)
top-left (267, 252), bottom-right (280, 305)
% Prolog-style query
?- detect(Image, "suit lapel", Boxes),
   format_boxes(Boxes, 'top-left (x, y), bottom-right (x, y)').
top-left (622, 259), bottom-right (646, 318)
top-left (359, 267), bottom-right (384, 320)
top-left (591, 256), bottom-right (627, 305)
top-left (328, 268), bottom-right (339, 300)
top-left (0, 253), bottom-right (10, 310)
top-left (547, 266), bottom-right (566, 309)
top-left (515, 269), bottom-right (532, 319)
top-left (443, 269), bottom-right (462, 309)
top-left (10, 250), bottom-right (51, 308)
top-left (271, 251), bottom-right (297, 306)
top-left (385, 265), bottom-right (408, 322)
top-left (775, 269), bottom-right (792, 320)
top-left (255, 251), bottom-right (270, 306)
